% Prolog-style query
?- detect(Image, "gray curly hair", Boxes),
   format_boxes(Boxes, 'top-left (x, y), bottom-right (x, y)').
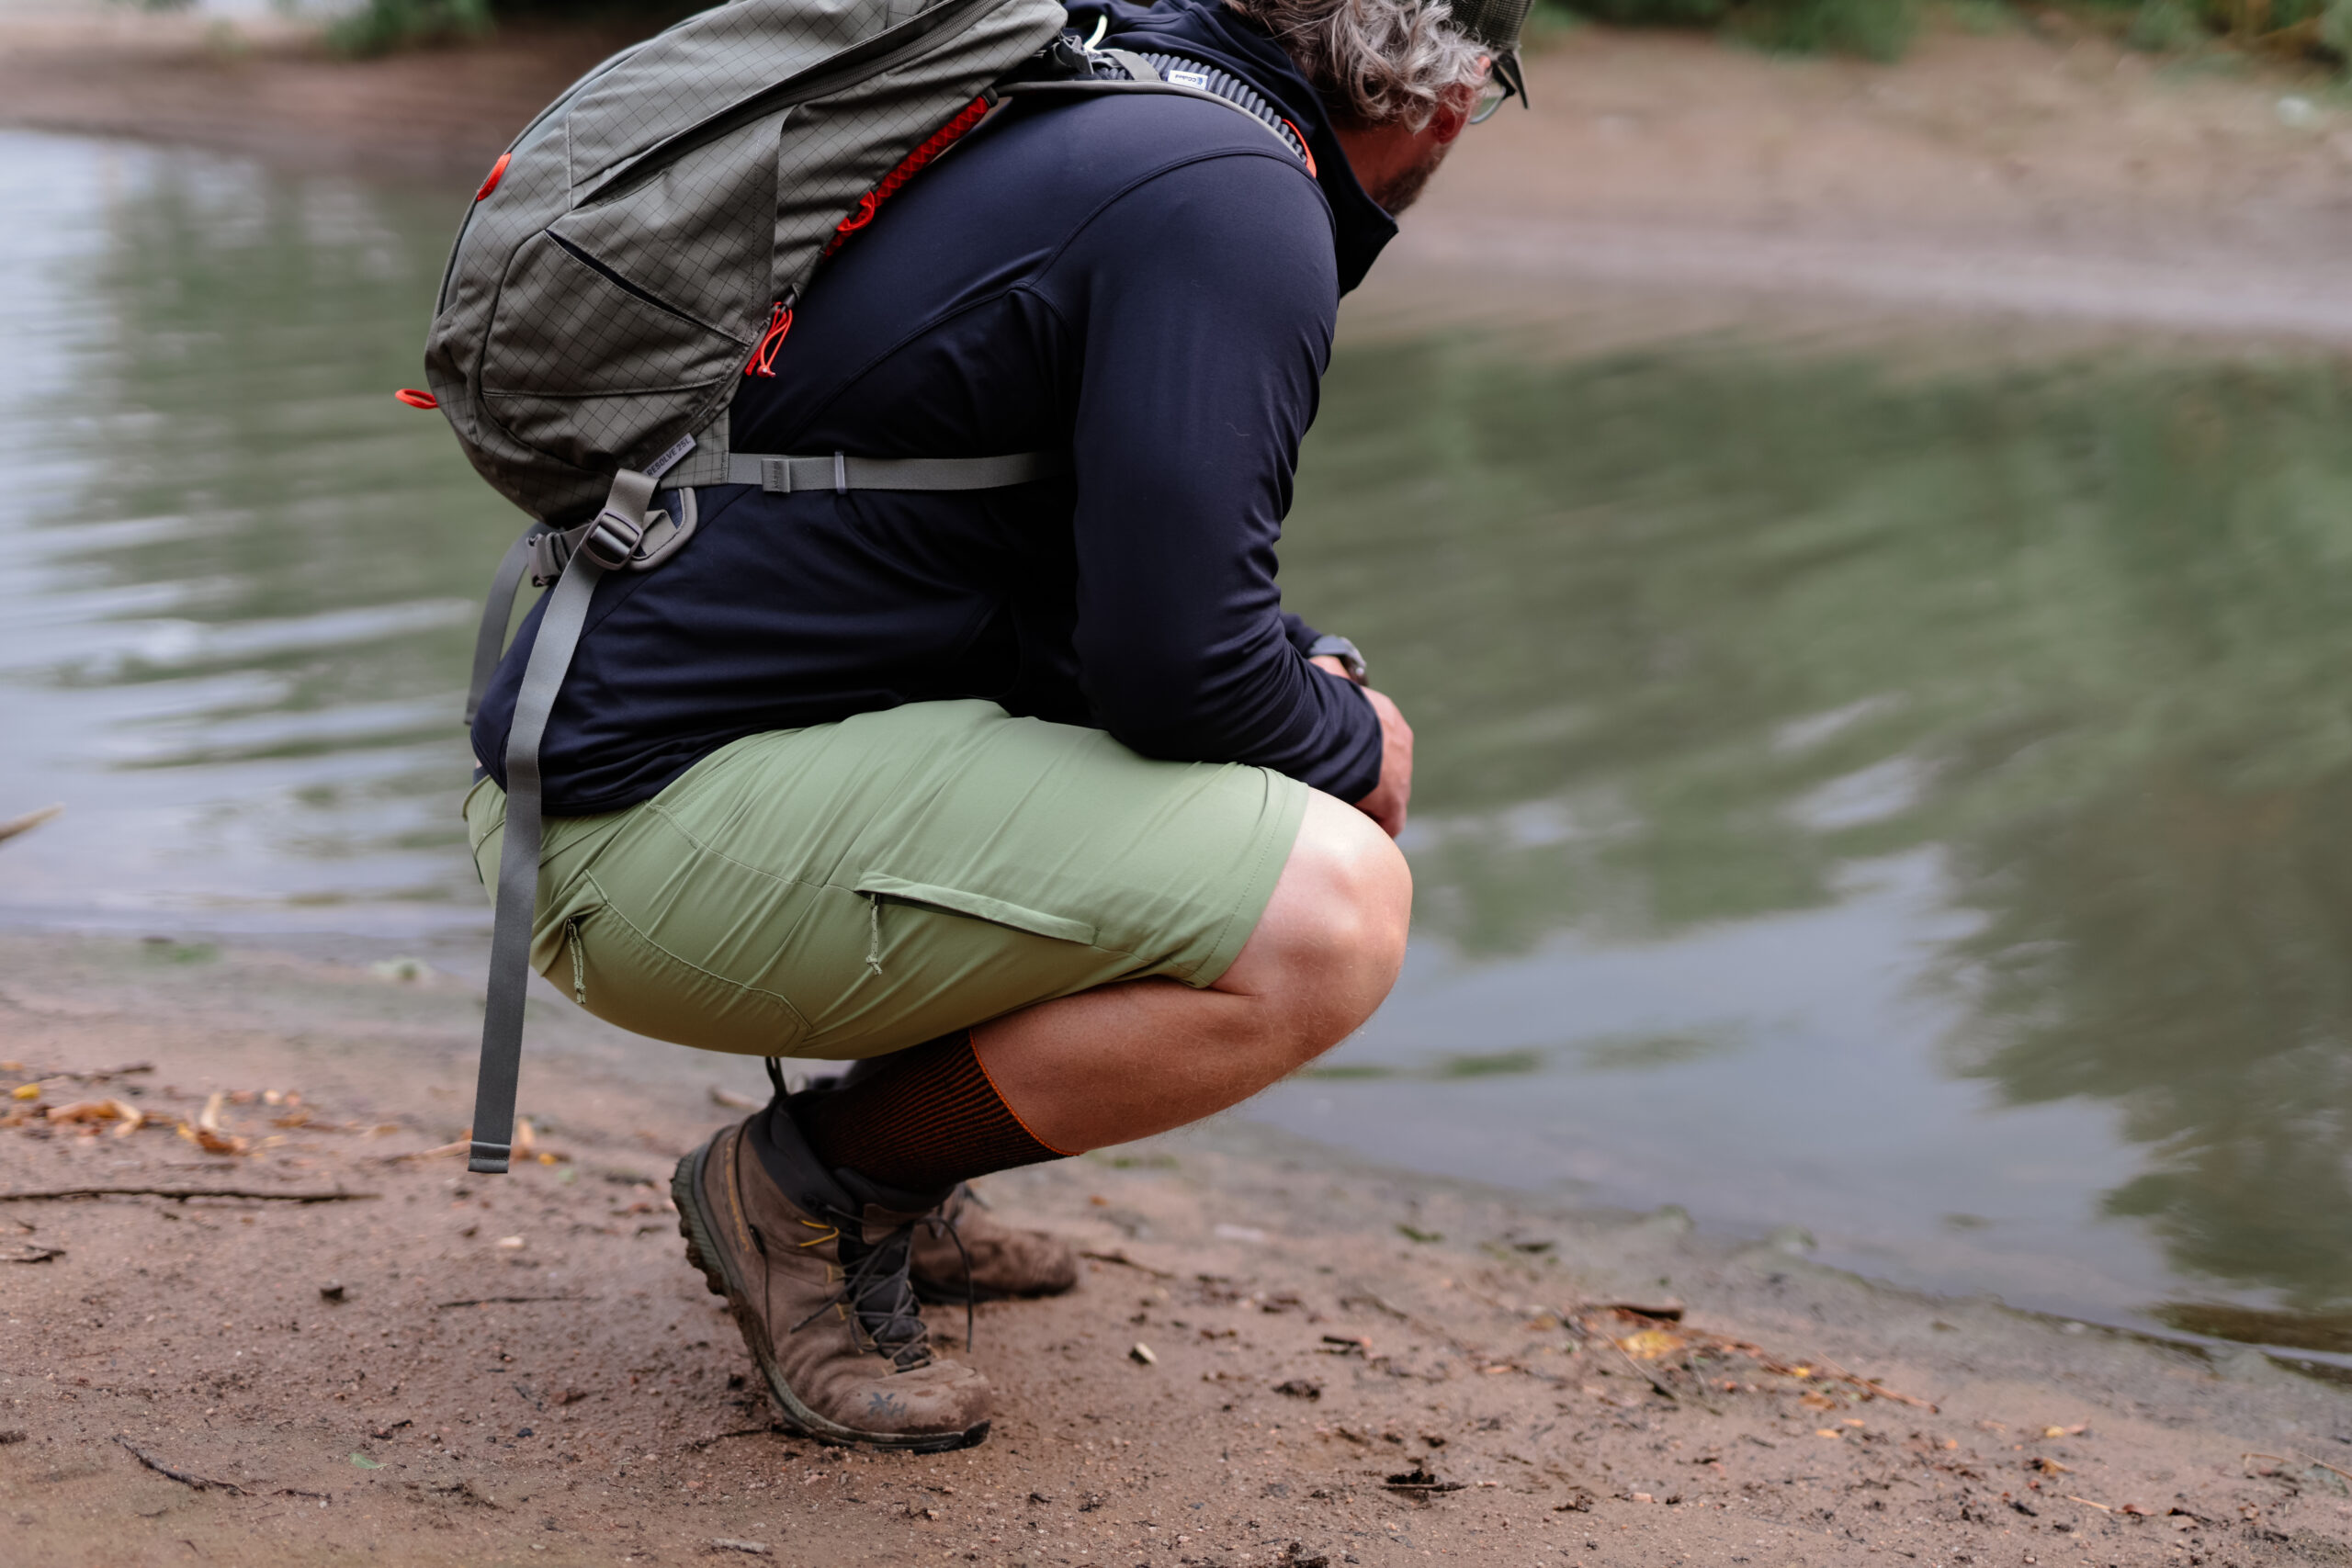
top-left (1224, 0), bottom-right (1490, 130)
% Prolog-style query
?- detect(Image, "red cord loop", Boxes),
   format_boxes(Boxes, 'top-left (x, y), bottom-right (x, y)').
top-left (394, 388), bottom-right (439, 410)
top-left (823, 96), bottom-right (991, 258)
top-left (745, 301), bottom-right (794, 378)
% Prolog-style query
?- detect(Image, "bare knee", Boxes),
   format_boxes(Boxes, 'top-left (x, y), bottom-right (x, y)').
top-left (1218, 791), bottom-right (1411, 1056)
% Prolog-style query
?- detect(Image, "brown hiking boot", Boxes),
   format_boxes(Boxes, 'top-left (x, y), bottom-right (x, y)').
top-left (910, 1184), bottom-right (1081, 1303)
top-left (672, 1114), bottom-right (990, 1451)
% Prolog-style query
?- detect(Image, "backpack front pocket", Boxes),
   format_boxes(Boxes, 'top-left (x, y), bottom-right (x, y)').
top-left (478, 231), bottom-right (749, 472)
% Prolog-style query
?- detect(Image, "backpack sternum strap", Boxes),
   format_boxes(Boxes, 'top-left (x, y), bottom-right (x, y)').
top-left (726, 450), bottom-right (1068, 493)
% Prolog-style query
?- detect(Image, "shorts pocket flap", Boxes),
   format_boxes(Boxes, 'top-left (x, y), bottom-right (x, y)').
top-left (854, 873), bottom-right (1097, 946)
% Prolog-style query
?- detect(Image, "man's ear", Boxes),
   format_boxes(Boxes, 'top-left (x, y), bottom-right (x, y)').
top-left (1427, 94), bottom-right (1472, 147)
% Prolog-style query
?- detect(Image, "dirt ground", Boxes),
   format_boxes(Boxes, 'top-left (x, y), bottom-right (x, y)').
top-left (3, 932), bottom-right (2351, 1566)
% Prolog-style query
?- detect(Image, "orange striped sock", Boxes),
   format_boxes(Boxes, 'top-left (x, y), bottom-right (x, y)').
top-left (796, 1029), bottom-right (1069, 1192)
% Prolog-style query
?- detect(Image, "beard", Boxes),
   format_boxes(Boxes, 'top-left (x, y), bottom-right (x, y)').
top-left (1367, 134), bottom-right (1456, 216)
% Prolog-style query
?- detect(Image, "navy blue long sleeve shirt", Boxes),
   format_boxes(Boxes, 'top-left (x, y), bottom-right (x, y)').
top-left (471, 0), bottom-right (1396, 815)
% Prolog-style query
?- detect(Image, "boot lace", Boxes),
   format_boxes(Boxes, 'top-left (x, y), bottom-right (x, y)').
top-left (758, 1202), bottom-right (972, 1372)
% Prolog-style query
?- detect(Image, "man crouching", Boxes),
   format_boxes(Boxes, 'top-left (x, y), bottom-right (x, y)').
top-left (465, 0), bottom-right (1526, 1450)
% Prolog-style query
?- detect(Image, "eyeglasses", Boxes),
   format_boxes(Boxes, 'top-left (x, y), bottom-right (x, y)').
top-left (1468, 56), bottom-right (1516, 124)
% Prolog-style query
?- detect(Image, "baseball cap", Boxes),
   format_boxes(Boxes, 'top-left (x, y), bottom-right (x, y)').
top-left (1445, 0), bottom-right (1532, 108)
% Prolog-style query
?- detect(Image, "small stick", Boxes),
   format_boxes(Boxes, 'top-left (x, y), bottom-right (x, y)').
top-left (434, 1295), bottom-right (591, 1309)
top-left (2065, 1495), bottom-right (2112, 1513)
top-left (114, 1435), bottom-right (247, 1495)
top-left (1079, 1248), bottom-right (1177, 1280)
top-left (0, 1187), bottom-right (375, 1204)
top-left (1600, 1332), bottom-right (1679, 1402)
top-left (0, 804), bottom-right (62, 844)
top-left (683, 1425), bottom-right (788, 1451)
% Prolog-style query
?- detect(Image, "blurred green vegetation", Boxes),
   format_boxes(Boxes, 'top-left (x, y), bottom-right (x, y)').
top-left (321, 0), bottom-right (2352, 71)
top-left (1542, 0), bottom-right (2352, 68)
top-left (327, 0), bottom-right (492, 54)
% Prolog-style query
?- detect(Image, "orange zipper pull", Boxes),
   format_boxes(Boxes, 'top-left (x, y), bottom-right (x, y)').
top-left (745, 300), bottom-right (795, 378)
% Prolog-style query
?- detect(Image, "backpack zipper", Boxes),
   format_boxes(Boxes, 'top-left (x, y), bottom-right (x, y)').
top-left (546, 234), bottom-right (737, 338)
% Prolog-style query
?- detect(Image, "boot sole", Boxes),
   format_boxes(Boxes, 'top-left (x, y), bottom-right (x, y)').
top-left (671, 1133), bottom-right (990, 1455)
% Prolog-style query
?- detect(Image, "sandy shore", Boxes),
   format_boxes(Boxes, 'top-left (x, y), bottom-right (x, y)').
top-left (2, 931), bottom-right (2349, 1565)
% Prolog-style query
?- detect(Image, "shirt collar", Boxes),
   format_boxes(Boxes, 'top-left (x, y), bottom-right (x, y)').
top-left (1082, 0), bottom-right (1398, 294)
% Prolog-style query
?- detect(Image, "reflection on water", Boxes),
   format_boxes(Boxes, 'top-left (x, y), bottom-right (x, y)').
top-left (1267, 331), bottom-right (2352, 1345)
top-left (4, 130), bottom-right (2351, 1348)
top-left (0, 131), bottom-right (510, 926)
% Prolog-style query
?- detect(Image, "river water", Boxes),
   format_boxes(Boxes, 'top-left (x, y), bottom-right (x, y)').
top-left (5, 129), bottom-right (2349, 1359)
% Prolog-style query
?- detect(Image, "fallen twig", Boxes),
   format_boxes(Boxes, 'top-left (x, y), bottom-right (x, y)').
top-left (1599, 1329), bottom-right (1681, 1402)
top-left (1811, 1356), bottom-right (1937, 1412)
top-left (276, 1488), bottom-right (332, 1502)
top-left (115, 1435), bottom-right (247, 1495)
top-left (684, 1426), bottom-right (788, 1451)
top-left (13, 1063), bottom-right (153, 1083)
top-left (0, 804), bottom-right (62, 844)
top-left (1079, 1248), bottom-right (1176, 1280)
top-left (0, 1187), bottom-right (374, 1204)
top-left (2066, 1495), bottom-right (2113, 1513)
top-left (434, 1295), bottom-right (591, 1309)
top-left (4, 1244), bottom-right (62, 1262)
top-left (384, 1140), bottom-right (470, 1163)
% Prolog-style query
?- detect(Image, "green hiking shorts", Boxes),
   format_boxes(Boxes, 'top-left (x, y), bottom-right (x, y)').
top-left (463, 699), bottom-right (1309, 1062)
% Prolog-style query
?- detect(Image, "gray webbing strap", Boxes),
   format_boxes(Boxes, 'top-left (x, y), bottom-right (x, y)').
top-left (1100, 46), bottom-right (1160, 84)
top-left (465, 525), bottom-right (540, 728)
top-left (993, 79), bottom-right (1300, 154)
top-left (469, 443), bottom-right (688, 1174)
top-left (723, 450), bottom-right (1068, 492)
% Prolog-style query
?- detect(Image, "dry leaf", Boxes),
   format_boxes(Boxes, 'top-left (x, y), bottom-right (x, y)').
top-left (2042, 1424), bottom-right (2089, 1438)
top-left (198, 1091), bottom-right (226, 1134)
top-left (1799, 1392), bottom-right (1838, 1411)
top-left (9, 1084), bottom-right (40, 1101)
top-left (176, 1122), bottom-right (249, 1156)
top-left (1616, 1328), bottom-right (1688, 1361)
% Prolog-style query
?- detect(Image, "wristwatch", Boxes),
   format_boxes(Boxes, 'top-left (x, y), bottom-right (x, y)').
top-left (1305, 634), bottom-right (1367, 683)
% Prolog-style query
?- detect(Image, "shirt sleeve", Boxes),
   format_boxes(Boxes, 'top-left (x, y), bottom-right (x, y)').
top-left (1047, 148), bottom-right (1385, 803)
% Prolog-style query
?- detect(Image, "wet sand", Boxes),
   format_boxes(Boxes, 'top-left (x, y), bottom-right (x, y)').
top-left (3, 931), bottom-right (2349, 1565)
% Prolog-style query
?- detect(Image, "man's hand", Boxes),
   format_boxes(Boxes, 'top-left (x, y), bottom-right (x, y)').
top-left (1311, 655), bottom-right (1413, 838)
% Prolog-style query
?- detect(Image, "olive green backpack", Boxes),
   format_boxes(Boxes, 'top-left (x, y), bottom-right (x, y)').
top-left (416, 0), bottom-right (1314, 1174)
